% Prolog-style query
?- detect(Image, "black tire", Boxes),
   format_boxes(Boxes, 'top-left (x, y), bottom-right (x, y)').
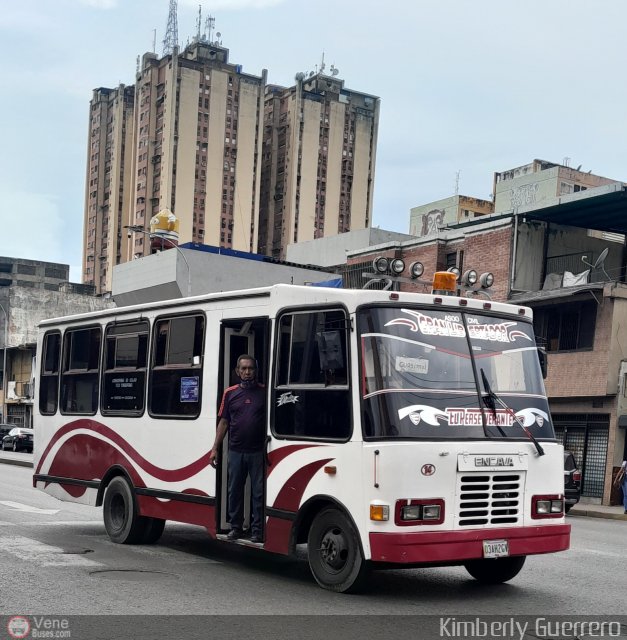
top-left (464, 556), bottom-right (526, 584)
top-left (141, 517), bottom-right (166, 544)
top-left (103, 476), bottom-right (148, 544)
top-left (565, 504), bottom-right (572, 514)
top-left (307, 507), bottom-right (369, 593)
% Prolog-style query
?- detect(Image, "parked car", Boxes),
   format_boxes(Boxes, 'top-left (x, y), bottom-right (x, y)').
top-left (0, 423), bottom-right (16, 439)
top-left (564, 450), bottom-right (582, 512)
top-left (1, 427), bottom-right (34, 453)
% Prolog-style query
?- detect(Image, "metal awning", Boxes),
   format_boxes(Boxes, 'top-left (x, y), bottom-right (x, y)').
top-left (523, 185), bottom-right (627, 234)
top-left (509, 283), bottom-right (604, 305)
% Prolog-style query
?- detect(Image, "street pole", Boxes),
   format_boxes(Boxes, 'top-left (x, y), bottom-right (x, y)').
top-left (0, 302), bottom-right (7, 423)
top-left (125, 226), bottom-right (191, 297)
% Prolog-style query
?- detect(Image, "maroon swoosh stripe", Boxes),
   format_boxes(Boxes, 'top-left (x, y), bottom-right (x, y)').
top-left (266, 444), bottom-right (322, 476)
top-left (36, 419), bottom-right (211, 482)
top-left (271, 458), bottom-right (334, 512)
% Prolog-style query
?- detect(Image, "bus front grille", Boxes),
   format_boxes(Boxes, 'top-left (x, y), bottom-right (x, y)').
top-left (457, 473), bottom-right (522, 526)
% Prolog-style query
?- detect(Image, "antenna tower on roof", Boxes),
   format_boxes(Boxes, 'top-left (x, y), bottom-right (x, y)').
top-left (205, 14), bottom-right (215, 44)
top-left (163, 0), bottom-right (179, 56)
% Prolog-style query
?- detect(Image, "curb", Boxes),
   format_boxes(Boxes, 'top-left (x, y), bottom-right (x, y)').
top-left (0, 456), bottom-right (33, 469)
top-left (568, 509), bottom-right (627, 521)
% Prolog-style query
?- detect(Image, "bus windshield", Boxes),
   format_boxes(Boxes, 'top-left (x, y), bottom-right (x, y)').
top-left (358, 306), bottom-right (553, 440)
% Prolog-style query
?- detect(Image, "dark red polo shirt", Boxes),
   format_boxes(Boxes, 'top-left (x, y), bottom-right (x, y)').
top-left (218, 383), bottom-right (266, 452)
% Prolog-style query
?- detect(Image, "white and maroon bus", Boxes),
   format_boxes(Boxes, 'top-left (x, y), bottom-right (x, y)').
top-left (33, 282), bottom-right (569, 592)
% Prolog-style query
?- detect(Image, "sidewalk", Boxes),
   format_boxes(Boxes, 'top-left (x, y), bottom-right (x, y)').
top-left (0, 451), bottom-right (33, 469)
top-left (568, 501), bottom-right (627, 520)
top-left (2, 452), bottom-right (625, 520)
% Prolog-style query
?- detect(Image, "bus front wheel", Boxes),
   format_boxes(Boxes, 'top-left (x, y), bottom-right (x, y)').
top-left (103, 476), bottom-right (148, 544)
top-left (464, 556), bottom-right (526, 584)
top-left (307, 507), bottom-right (369, 593)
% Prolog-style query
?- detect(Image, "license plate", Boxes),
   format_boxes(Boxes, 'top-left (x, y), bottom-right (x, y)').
top-left (483, 539), bottom-right (509, 558)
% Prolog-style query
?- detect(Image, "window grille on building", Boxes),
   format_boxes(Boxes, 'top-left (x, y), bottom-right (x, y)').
top-left (553, 413), bottom-right (609, 499)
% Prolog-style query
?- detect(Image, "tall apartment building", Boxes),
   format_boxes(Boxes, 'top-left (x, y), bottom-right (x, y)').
top-left (83, 40), bottom-right (266, 294)
top-left (257, 74), bottom-right (380, 259)
top-left (83, 33), bottom-right (380, 293)
top-left (128, 41), bottom-right (266, 262)
top-left (83, 85), bottom-right (135, 294)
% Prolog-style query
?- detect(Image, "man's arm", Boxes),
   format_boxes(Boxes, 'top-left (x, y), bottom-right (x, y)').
top-left (209, 418), bottom-right (228, 467)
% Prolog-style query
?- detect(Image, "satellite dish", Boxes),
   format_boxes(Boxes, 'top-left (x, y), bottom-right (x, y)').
top-left (332, 68), bottom-right (339, 76)
top-left (216, 32), bottom-right (221, 38)
top-left (595, 247), bottom-right (609, 268)
top-left (309, 71), bottom-right (315, 77)
top-left (582, 247), bottom-right (611, 281)
top-left (294, 72), bottom-right (305, 82)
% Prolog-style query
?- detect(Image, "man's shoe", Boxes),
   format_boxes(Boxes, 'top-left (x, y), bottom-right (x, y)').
top-left (227, 529), bottom-right (242, 540)
top-left (249, 534), bottom-right (263, 544)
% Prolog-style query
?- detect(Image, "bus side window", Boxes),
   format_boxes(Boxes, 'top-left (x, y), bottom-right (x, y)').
top-left (148, 313), bottom-right (205, 418)
top-left (39, 331), bottom-right (61, 415)
top-left (60, 326), bottom-right (101, 415)
top-left (273, 309), bottom-right (351, 440)
top-left (101, 320), bottom-right (149, 416)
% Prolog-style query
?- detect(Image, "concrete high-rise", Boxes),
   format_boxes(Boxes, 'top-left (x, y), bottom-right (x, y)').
top-left (82, 34), bottom-right (380, 292)
top-left (83, 40), bottom-right (265, 293)
top-left (257, 74), bottom-right (380, 259)
top-left (128, 41), bottom-right (266, 262)
top-left (83, 85), bottom-right (135, 294)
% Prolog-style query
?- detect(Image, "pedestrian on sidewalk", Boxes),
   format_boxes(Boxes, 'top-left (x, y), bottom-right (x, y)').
top-left (614, 460), bottom-right (627, 514)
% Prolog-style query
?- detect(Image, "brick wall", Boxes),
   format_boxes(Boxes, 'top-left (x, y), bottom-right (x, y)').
top-left (544, 300), bottom-right (611, 398)
top-left (346, 225), bottom-right (513, 300)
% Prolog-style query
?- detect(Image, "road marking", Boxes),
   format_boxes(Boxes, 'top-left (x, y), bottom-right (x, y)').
top-left (571, 546), bottom-right (623, 558)
top-left (0, 535), bottom-right (102, 567)
top-left (23, 521), bottom-right (103, 527)
top-left (0, 501), bottom-right (59, 515)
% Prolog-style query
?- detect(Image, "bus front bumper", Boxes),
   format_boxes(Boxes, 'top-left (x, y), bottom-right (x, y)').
top-left (369, 524), bottom-right (570, 564)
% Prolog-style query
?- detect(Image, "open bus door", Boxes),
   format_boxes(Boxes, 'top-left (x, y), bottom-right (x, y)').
top-left (217, 319), bottom-right (269, 539)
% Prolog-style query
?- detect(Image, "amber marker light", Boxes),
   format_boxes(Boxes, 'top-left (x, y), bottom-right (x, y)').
top-left (370, 504), bottom-right (390, 521)
top-left (432, 271), bottom-right (458, 295)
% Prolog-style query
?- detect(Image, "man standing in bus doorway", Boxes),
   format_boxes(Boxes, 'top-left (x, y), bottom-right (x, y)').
top-left (209, 355), bottom-right (266, 543)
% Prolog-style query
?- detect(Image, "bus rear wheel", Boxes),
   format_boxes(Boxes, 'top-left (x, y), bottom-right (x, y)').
top-left (103, 476), bottom-right (148, 544)
top-left (464, 556), bottom-right (526, 584)
top-left (307, 507), bottom-right (369, 593)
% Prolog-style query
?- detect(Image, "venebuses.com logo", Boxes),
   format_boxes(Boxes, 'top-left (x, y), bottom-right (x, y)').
top-left (6, 615), bottom-right (71, 639)
top-left (7, 617), bottom-right (30, 639)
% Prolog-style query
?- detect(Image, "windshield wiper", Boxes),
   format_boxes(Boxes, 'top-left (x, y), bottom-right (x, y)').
top-left (480, 368), bottom-right (545, 456)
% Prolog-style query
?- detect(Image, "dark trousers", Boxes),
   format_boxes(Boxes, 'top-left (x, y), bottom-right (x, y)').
top-left (227, 449), bottom-right (264, 536)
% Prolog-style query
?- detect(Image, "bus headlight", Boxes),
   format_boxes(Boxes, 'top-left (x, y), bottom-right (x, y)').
top-left (532, 495), bottom-right (564, 518)
top-left (395, 499), bottom-right (445, 525)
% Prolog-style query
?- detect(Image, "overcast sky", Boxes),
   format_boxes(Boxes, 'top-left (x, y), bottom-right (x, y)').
top-left (1, 0), bottom-right (626, 281)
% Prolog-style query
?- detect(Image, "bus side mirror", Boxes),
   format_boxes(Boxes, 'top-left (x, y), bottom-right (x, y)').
top-left (537, 347), bottom-right (547, 379)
